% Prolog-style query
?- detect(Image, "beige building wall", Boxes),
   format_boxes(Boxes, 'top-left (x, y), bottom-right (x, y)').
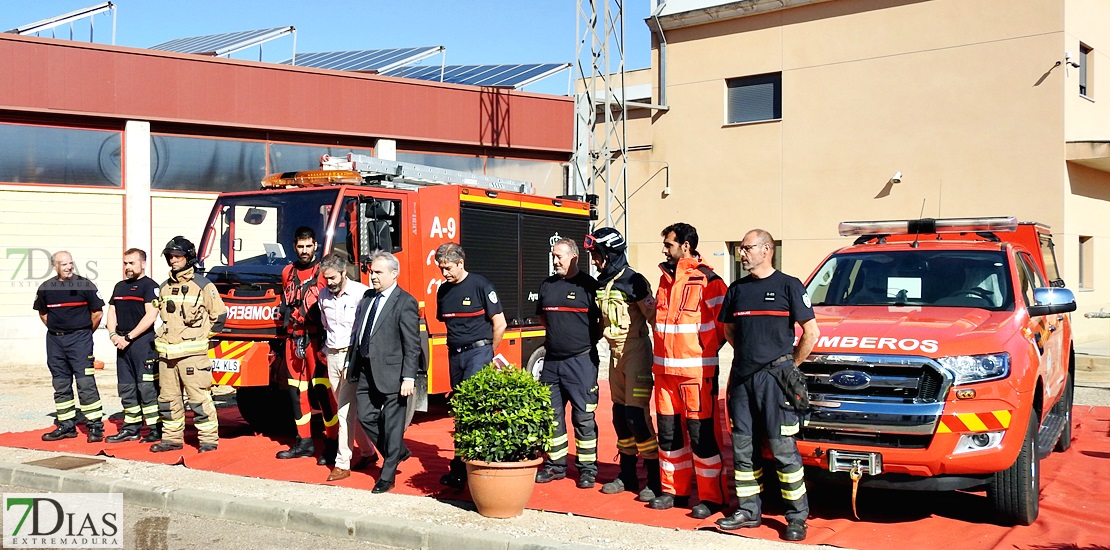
top-left (620, 0), bottom-right (1110, 346)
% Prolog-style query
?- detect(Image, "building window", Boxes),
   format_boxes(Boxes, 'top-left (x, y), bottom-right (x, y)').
top-left (150, 135), bottom-right (266, 192)
top-left (726, 73), bottom-right (781, 125)
top-left (0, 123), bottom-right (121, 187)
top-left (1080, 43), bottom-right (1093, 97)
top-left (1079, 235), bottom-right (1094, 289)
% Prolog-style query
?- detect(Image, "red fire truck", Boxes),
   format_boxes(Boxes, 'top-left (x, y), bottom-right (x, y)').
top-left (799, 216), bottom-right (1076, 525)
top-left (196, 155), bottom-right (592, 432)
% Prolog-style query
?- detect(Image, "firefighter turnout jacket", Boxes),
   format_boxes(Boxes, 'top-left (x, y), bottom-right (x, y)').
top-left (154, 266), bottom-right (226, 358)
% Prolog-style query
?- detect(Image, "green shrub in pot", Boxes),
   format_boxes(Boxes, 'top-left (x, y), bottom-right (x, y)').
top-left (450, 364), bottom-right (555, 463)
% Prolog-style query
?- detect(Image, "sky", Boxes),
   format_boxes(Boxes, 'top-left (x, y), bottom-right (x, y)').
top-left (3, 0), bottom-right (653, 95)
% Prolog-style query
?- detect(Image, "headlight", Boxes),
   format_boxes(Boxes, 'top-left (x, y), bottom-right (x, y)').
top-left (937, 353), bottom-right (1010, 385)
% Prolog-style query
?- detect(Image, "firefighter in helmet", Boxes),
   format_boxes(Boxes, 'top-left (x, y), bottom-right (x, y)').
top-left (583, 227), bottom-right (661, 501)
top-left (150, 236), bottom-right (227, 453)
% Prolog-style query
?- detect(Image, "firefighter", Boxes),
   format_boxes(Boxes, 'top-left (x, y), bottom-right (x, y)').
top-left (105, 248), bottom-right (161, 443)
top-left (34, 251), bottom-right (106, 443)
top-left (716, 229), bottom-right (819, 542)
top-left (651, 222), bottom-right (728, 519)
top-left (435, 242), bottom-right (507, 490)
top-left (535, 238), bottom-right (602, 489)
top-left (150, 237), bottom-right (227, 453)
top-left (277, 227), bottom-right (340, 464)
top-left (583, 228), bottom-right (661, 501)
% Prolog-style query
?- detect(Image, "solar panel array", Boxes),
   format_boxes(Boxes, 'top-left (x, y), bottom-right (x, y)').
top-left (381, 63), bottom-right (570, 88)
top-left (281, 47), bottom-right (443, 72)
top-left (149, 27), bottom-right (292, 55)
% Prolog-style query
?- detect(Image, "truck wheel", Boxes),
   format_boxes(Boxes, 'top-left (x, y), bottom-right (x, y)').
top-left (526, 347), bottom-right (546, 381)
top-left (988, 413), bottom-right (1040, 526)
top-left (1052, 370), bottom-right (1074, 452)
top-left (235, 386), bottom-right (295, 436)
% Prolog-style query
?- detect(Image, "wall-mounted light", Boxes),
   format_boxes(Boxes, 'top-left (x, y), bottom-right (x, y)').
top-left (891, 171), bottom-right (903, 184)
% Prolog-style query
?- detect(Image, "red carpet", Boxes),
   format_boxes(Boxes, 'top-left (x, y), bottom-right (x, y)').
top-left (2, 384), bottom-right (1107, 549)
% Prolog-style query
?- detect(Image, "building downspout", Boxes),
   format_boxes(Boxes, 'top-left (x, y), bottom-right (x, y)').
top-left (651, 3), bottom-right (669, 108)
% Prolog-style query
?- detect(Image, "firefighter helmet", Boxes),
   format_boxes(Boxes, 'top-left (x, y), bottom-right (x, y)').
top-left (162, 236), bottom-right (197, 265)
top-left (584, 227), bottom-right (626, 257)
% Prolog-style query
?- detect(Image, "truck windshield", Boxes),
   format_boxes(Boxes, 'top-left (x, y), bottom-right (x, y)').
top-left (806, 250), bottom-right (1014, 310)
top-left (200, 189), bottom-right (339, 283)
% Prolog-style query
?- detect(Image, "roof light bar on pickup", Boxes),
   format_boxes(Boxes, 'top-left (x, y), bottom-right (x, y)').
top-left (261, 170), bottom-right (363, 188)
top-left (838, 216), bottom-right (1018, 237)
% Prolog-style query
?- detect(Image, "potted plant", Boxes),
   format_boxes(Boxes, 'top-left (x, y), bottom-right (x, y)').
top-left (450, 363), bottom-right (554, 518)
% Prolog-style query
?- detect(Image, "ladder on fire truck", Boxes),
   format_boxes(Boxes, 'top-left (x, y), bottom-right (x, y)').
top-left (320, 153), bottom-right (534, 194)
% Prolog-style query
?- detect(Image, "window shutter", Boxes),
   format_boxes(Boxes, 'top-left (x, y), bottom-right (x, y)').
top-left (727, 73), bottom-right (781, 124)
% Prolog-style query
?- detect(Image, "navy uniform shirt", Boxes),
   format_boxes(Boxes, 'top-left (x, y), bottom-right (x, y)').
top-left (110, 276), bottom-right (159, 335)
top-left (536, 271), bottom-right (601, 360)
top-left (437, 273), bottom-right (503, 349)
top-left (718, 270), bottom-right (814, 379)
top-left (33, 275), bottom-right (105, 332)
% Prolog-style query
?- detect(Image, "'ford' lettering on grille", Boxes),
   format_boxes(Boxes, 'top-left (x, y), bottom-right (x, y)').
top-left (829, 370), bottom-right (872, 390)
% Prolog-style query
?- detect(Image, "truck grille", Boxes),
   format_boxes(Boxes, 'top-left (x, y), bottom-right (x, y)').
top-left (798, 354), bottom-right (954, 446)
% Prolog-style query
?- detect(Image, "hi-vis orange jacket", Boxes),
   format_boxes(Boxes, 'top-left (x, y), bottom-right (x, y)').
top-left (653, 257), bottom-right (727, 378)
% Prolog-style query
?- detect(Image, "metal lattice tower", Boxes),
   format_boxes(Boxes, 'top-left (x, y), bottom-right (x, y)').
top-left (572, 0), bottom-right (628, 237)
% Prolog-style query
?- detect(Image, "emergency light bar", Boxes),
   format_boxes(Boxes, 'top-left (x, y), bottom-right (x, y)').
top-left (261, 170), bottom-right (363, 188)
top-left (838, 216), bottom-right (1019, 237)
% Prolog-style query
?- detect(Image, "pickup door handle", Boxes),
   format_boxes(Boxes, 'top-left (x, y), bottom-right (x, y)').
top-left (1048, 325), bottom-right (1057, 332)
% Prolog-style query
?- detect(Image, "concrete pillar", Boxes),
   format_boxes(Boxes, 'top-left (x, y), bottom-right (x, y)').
top-left (123, 121), bottom-right (152, 257)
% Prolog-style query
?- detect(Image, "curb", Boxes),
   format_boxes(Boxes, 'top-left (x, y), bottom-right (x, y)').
top-left (0, 461), bottom-right (598, 550)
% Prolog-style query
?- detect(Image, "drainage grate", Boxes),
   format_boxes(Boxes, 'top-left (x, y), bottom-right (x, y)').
top-left (24, 455), bottom-right (106, 471)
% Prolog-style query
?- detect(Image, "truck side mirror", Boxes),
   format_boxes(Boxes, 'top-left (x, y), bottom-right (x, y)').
top-left (1027, 287), bottom-right (1077, 317)
top-left (357, 198), bottom-right (400, 258)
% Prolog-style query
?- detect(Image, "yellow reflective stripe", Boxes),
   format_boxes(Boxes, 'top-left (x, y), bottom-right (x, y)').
top-left (780, 423), bottom-right (800, 437)
top-left (323, 414), bottom-right (339, 427)
top-left (578, 453), bottom-right (597, 462)
top-left (124, 405), bottom-right (141, 413)
top-left (163, 419), bottom-right (185, 430)
top-left (957, 413), bottom-right (989, 432)
top-left (56, 411), bottom-right (76, 421)
top-left (141, 374), bottom-right (155, 381)
top-left (631, 389), bottom-right (652, 397)
top-left (548, 448), bottom-right (569, 460)
top-left (155, 340), bottom-right (208, 355)
top-left (287, 379), bottom-right (310, 391)
top-left (79, 400), bottom-right (103, 411)
top-left (145, 417), bottom-right (159, 426)
top-left (735, 484), bottom-right (763, 497)
top-left (993, 410), bottom-right (1012, 428)
top-left (735, 468), bottom-right (763, 481)
top-left (312, 377), bottom-right (332, 388)
top-left (84, 368), bottom-right (96, 375)
top-left (549, 433), bottom-right (569, 447)
top-left (585, 403), bottom-right (597, 413)
top-left (617, 437), bottom-right (636, 446)
top-left (55, 399), bottom-right (76, 409)
top-left (781, 484), bottom-right (807, 501)
top-left (637, 440), bottom-right (658, 453)
top-left (576, 438), bottom-right (597, 450)
top-left (778, 468), bottom-right (805, 484)
top-left (294, 413), bottom-right (311, 426)
top-left (142, 404), bottom-right (158, 414)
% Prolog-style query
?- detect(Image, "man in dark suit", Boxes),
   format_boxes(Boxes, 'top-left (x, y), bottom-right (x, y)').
top-left (345, 251), bottom-right (420, 494)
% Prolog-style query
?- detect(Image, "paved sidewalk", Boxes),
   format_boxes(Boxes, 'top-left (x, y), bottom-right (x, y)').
top-left (0, 447), bottom-right (818, 550)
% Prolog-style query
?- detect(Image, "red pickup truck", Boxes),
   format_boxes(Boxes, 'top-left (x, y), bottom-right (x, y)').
top-left (799, 216), bottom-right (1076, 525)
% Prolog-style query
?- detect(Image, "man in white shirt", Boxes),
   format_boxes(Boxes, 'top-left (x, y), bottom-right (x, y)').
top-left (318, 253), bottom-right (377, 482)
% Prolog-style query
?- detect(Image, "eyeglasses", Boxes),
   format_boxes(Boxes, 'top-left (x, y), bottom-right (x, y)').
top-left (739, 243), bottom-right (766, 253)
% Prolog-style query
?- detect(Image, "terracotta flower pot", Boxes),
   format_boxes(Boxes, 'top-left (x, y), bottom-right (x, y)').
top-left (465, 457), bottom-right (543, 518)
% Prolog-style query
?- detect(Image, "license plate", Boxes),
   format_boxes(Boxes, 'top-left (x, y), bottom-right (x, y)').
top-left (211, 359), bottom-right (241, 373)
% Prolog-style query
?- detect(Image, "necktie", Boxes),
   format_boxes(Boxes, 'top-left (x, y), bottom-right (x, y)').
top-left (359, 293), bottom-right (382, 358)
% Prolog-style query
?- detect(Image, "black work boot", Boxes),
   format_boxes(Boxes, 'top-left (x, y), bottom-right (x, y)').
top-left (638, 458), bottom-right (661, 502)
top-left (783, 520), bottom-right (807, 541)
top-left (601, 453), bottom-right (640, 494)
top-left (318, 438), bottom-right (338, 466)
top-left (717, 510), bottom-right (762, 530)
top-left (106, 426), bottom-right (141, 443)
top-left (86, 427), bottom-right (104, 443)
top-left (440, 457), bottom-right (467, 489)
top-left (141, 425), bottom-right (162, 443)
top-left (150, 441), bottom-right (184, 453)
top-left (276, 436), bottom-right (315, 459)
top-left (649, 493), bottom-right (689, 510)
top-left (41, 426), bottom-right (77, 442)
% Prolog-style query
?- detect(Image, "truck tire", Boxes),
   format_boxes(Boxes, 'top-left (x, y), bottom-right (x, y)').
top-left (235, 385), bottom-right (295, 436)
top-left (1052, 369), bottom-right (1074, 452)
top-left (988, 413), bottom-right (1040, 526)
top-left (526, 346), bottom-right (546, 381)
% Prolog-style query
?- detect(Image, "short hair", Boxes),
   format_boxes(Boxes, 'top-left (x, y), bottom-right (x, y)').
top-left (51, 251), bottom-right (72, 265)
top-left (435, 242), bottom-right (466, 264)
top-left (124, 248), bottom-right (147, 262)
top-left (747, 229), bottom-right (775, 259)
top-left (662, 222), bottom-right (699, 251)
top-left (369, 250), bottom-right (400, 273)
top-left (553, 238), bottom-right (578, 257)
top-left (294, 226), bottom-right (316, 242)
top-left (319, 252), bottom-right (348, 275)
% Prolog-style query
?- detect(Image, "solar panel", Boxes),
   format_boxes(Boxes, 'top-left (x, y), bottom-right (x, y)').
top-left (381, 63), bottom-right (570, 89)
top-left (281, 46), bottom-right (444, 73)
top-left (150, 26), bottom-right (294, 56)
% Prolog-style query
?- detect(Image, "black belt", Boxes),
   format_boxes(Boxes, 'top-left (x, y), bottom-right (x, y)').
top-left (770, 355), bottom-right (794, 367)
top-left (452, 339), bottom-right (492, 354)
top-left (48, 329), bottom-right (87, 336)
